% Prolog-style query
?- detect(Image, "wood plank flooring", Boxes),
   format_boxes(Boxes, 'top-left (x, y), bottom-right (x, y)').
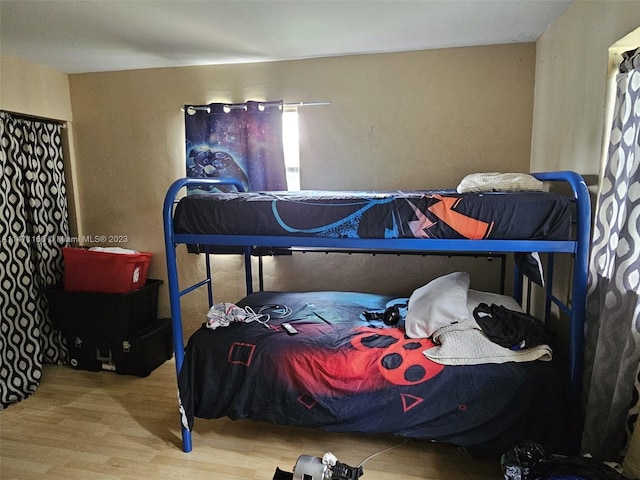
top-left (1, 359), bottom-right (503, 479)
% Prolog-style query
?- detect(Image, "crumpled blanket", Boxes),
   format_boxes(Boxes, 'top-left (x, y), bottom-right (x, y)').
top-left (423, 318), bottom-right (552, 365)
top-left (456, 172), bottom-right (544, 193)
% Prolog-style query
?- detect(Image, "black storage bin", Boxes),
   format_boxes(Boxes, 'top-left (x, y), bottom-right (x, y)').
top-left (64, 333), bottom-right (104, 371)
top-left (63, 318), bottom-right (173, 376)
top-left (44, 279), bottom-right (162, 340)
top-left (113, 318), bottom-right (173, 377)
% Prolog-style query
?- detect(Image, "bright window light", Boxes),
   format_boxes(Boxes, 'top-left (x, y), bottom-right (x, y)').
top-left (283, 110), bottom-right (300, 191)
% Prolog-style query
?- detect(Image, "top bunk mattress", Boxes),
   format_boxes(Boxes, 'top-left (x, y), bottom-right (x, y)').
top-left (173, 190), bottom-right (572, 240)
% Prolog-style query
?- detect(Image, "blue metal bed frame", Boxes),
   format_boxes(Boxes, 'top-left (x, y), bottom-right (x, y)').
top-left (162, 170), bottom-right (591, 453)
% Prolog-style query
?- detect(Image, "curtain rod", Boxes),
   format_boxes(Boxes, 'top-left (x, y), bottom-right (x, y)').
top-left (183, 101), bottom-right (331, 114)
top-left (283, 101), bottom-right (332, 108)
top-left (1, 109), bottom-right (68, 128)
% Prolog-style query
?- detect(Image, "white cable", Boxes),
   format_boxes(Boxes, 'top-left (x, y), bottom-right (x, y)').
top-left (356, 439), bottom-right (409, 468)
top-left (244, 306), bottom-right (270, 328)
top-left (257, 304), bottom-right (292, 319)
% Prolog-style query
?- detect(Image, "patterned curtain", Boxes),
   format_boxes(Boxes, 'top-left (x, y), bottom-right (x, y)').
top-left (582, 47), bottom-right (640, 459)
top-left (184, 100), bottom-right (287, 192)
top-left (0, 111), bottom-right (69, 409)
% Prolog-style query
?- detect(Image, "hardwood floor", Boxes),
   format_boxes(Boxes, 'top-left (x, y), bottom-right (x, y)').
top-left (1, 359), bottom-right (503, 479)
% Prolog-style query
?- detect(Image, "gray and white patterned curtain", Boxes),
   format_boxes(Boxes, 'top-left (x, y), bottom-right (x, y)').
top-left (0, 111), bottom-right (69, 409)
top-left (582, 47), bottom-right (640, 460)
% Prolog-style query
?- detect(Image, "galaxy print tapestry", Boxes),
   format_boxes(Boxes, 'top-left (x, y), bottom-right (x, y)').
top-left (184, 101), bottom-right (288, 193)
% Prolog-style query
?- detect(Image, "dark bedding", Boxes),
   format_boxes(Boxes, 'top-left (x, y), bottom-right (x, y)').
top-left (178, 291), bottom-right (569, 453)
top-left (173, 190), bottom-right (571, 240)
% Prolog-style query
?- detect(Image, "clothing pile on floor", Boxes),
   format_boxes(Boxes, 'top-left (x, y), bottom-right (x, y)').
top-left (501, 440), bottom-right (635, 480)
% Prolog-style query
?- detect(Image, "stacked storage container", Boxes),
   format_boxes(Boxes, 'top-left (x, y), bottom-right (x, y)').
top-left (45, 247), bottom-right (173, 376)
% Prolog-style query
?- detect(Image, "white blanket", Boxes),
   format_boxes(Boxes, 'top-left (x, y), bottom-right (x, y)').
top-left (456, 172), bottom-right (544, 193)
top-left (423, 318), bottom-right (552, 365)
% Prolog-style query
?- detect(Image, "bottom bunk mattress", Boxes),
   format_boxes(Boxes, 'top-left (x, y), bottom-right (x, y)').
top-left (178, 290), bottom-right (569, 453)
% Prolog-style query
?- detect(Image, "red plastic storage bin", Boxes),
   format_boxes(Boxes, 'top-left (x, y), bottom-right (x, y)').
top-left (63, 247), bottom-right (152, 293)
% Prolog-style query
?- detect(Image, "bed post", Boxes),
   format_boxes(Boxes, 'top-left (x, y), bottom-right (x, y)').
top-left (568, 173), bottom-right (591, 398)
top-left (163, 177), bottom-right (247, 453)
top-left (533, 171), bottom-right (591, 397)
top-left (244, 246), bottom-right (254, 295)
top-left (163, 178), bottom-right (193, 452)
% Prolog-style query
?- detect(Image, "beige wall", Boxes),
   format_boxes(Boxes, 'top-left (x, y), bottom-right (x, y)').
top-left (67, 44), bottom-right (536, 334)
top-left (0, 53), bottom-right (72, 121)
top-left (531, 0), bottom-right (640, 175)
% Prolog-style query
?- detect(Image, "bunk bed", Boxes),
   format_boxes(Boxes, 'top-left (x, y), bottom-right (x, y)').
top-left (162, 171), bottom-right (591, 455)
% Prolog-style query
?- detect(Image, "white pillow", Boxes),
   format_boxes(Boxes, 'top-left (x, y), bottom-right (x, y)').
top-left (405, 272), bottom-right (471, 339)
top-left (456, 172), bottom-right (544, 193)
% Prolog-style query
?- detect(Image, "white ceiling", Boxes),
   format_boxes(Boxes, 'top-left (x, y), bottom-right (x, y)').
top-left (0, 0), bottom-right (572, 74)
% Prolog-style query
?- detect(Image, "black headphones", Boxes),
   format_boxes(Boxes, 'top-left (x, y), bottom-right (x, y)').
top-left (362, 305), bottom-right (403, 325)
top-left (382, 306), bottom-right (401, 325)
